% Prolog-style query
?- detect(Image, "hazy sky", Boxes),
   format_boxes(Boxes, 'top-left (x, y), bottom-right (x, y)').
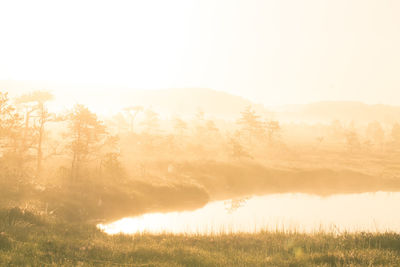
top-left (0, 0), bottom-right (399, 105)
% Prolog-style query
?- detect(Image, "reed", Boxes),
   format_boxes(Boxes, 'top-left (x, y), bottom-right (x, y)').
top-left (1, 208), bottom-right (399, 266)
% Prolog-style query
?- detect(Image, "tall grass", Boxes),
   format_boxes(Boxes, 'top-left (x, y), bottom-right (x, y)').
top-left (1, 208), bottom-right (400, 266)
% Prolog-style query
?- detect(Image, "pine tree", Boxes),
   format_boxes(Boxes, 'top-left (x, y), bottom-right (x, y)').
top-left (236, 106), bottom-right (264, 144)
top-left (67, 104), bottom-right (107, 182)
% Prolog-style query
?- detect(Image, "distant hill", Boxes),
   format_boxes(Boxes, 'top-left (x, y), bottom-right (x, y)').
top-left (2, 80), bottom-right (400, 124)
top-left (0, 80), bottom-right (267, 120)
top-left (276, 101), bottom-right (400, 125)
top-left (109, 88), bottom-right (270, 120)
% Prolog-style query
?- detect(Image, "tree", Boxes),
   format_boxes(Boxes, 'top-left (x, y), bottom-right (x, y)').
top-left (345, 130), bottom-right (360, 152)
top-left (329, 120), bottom-right (344, 140)
top-left (193, 108), bottom-right (207, 138)
top-left (140, 109), bottom-right (160, 134)
top-left (123, 106), bottom-right (143, 133)
top-left (0, 92), bottom-right (24, 181)
top-left (0, 92), bottom-right (23, 153)
top-left (391, 123), bottom-right (400, 145)
top-left (206, 120), bottom-right (219, 133)
top-left (109, 112), bottom-right (129, 133)
top-left (15, 95), bottom-right (36, 155)
top-left (228, 134), bottom-right (252, 160)
top-left (67, 104), bottom-right (107, 182)
top-left (15, 91), bottom-right (54, 178)
top-left (236, 106), bottom-right (264, 144)
top-left (265, 120), bottom-right (281, 143)
top-left (0, 92), bottom-right (22, 149)
top-left (173, 117), bottom-right (188, 136)
top-left (195, 108), bottom-right (205, 122)
top-left (366, 121), bottom-right (384, 148)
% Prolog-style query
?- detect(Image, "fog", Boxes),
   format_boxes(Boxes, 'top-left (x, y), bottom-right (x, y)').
top-left (1, 88), bottom-right (400, 225)
top-left (1, 1), bottom-right (400, 265)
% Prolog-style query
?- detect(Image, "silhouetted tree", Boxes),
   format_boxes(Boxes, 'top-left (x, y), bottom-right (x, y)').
top-left (100, 150), bottom-right (124, 181)
top-left (16, 91), bottom-right (54, 178)
top-left (391, 123), bottom-right (400, 146)
top-left (173, 117), bottom-right (188, 136)
top-left (345, 130), bottom-right (360, 152)
top-left (193, 108), bottom-right (208, 138)
top-left (109, 112), bottom-right (129, 133)
top-left (366, 121), bottom-right (384, 148)
top-left (123, 106), bottom-right (143, 133)
top-left (67, 104), bottom-right (107, 182)
top-left (206, 120), bottom-right (219, 133)
top-left (228, 135), bottom-right (252, 160)
top-left (237, 106), bottom-right (264, 144)
top-left (195, 108), bottom-right (205, 122)
top-left (0, 92), bottom-right (24, 180)
top-left (265, 120), bottom-right (281, 143)
top-left (0, 92), bottom-right (23, 152)
top-left (140, 109), bottom-right (160, 134)
top-left (329, 120), bottom-right (344, 140)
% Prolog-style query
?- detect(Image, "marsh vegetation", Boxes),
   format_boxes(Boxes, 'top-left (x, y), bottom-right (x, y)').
top-left (2, 88), bottom-right (400, 265)
top-left (2, 208), bottom-right (400, 266)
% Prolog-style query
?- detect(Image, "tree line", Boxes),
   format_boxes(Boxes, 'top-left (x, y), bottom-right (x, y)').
top-left (3, 89), bottom-right (400, 186)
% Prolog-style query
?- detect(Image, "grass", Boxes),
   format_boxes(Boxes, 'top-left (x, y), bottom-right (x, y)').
top-left (1, 208), bottom-right (400, 266)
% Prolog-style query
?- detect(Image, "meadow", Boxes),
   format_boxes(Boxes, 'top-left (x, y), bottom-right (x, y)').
top-left (2, 90), bottom-right (400, 265)
top-left (1, 208), bottom-right (400, 266)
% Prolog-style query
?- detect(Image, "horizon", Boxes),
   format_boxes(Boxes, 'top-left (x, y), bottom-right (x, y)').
top-left (1, 79), bottom-right (397, 109)
top-left (3, 79), bottom-right (400, 127)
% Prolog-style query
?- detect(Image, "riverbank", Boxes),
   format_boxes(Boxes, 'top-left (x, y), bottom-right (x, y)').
top-left (2, 159), bottom-right (400, 223)
top-left (1, 208), bottom-right (399, 266)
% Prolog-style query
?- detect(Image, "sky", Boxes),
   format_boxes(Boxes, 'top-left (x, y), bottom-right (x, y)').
top-left (0, 0), bottom-right (399, 106)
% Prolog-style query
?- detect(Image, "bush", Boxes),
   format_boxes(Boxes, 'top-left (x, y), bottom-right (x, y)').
top-left (0, 233), bottom-right (11, 251)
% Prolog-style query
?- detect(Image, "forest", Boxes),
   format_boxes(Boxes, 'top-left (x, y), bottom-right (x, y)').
top-left (1, 89), bottom-right (400, 265)
top-left (1, 89), bottom-right (400, 223)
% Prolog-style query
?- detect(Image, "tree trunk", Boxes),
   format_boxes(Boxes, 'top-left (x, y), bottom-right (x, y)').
top-left (36, 103), bottom-right (44, 180)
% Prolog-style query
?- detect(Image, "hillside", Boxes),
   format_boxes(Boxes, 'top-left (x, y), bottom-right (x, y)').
top-left (276, 101), bottom-right (400, 124)
top-left (2, 80), bottom-right (400, 124)
top-left (1, 80), bottom-right (266, 119)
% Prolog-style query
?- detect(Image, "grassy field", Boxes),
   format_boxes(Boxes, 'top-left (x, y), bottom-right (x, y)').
top-left (1, 208), bottom-right (400, 266)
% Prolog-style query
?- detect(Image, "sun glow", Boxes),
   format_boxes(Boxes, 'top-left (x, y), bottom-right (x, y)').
top-left (0, 0), bottom-right (200, 90)
top-left (2, 1), bottom-right (400, 106)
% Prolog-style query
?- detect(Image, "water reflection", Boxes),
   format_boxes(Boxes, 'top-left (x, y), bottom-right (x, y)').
top-left (99, 192), bottom-right (400, 234)
top-left (224, 197), bottom-right (250, 213)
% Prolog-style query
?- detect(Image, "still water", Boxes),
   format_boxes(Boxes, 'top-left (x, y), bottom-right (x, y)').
top-left (99, 192), bottom-right (400, 234)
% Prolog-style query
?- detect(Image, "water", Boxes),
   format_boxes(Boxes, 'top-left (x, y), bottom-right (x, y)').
top-left (99, 192), bottom-right (400, 234)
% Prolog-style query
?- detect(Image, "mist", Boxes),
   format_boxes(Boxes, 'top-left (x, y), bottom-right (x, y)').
top-left (1, 1), bottom-right (400, 266)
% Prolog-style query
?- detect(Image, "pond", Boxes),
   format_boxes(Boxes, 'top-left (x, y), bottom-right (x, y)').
top-left (98, 192), bottom-right (400, 234)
